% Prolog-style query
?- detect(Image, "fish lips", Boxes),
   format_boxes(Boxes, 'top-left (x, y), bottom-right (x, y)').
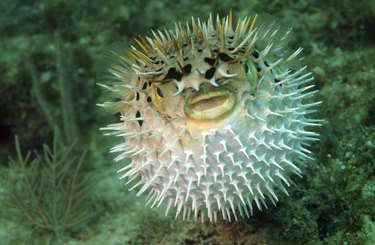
top-left (184, 89), bottom-right (236, 121)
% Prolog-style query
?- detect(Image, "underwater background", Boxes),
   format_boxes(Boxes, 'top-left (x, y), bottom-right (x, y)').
top-left (0, 0), bottom-right (374, 244)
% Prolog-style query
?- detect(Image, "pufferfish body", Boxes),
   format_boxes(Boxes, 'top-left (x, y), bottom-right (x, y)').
top-left (99, 13), bottom-right (322, 222)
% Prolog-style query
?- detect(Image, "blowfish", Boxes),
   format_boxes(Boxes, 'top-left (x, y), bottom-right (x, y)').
top-left (99, 12), bottom-right (322, 222)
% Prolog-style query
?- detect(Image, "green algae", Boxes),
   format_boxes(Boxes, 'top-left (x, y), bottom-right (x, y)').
top-left (1, 135), bottom-right (96, 244)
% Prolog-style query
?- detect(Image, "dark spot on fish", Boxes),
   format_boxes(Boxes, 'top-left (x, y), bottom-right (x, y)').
top-left (156, 67), bottom-right (163, 72)
top-left (183, 56), bottom-right (189, 61)
top-left (148, 82), bottom-right (152, 86)
top-left (256, 67), bottom-right (261, 72)
top-left (161, 80), bottom-right (172, 85)
top-left (265, 61), bottom-right (269, 67)
top-left (228, 47), bottom-right (235, 51)
top-left (252, 51), bottom-right (259, 58)
top-left (150, 56), bottom-right (156, 60)
top-left (204, 67), bottom-right (216, 79)
top-left (197, 48), bottom-right (203, 52)
top-left (274, 79), bottom-right (282, 86)
top-left (183, 64), bottom-right (192, 74)
top-left (154, 60), bottom-right (160, 65)
top-left (164, 67), bottom-right (183, 81)
top-left (244, 63), bottom-right (249, 73)
top-left (157, 87), bottom-right (164, 97)
top-left (175, 73), bottom-right (183, 81)
top-left (136, 92), bottom-right (140, 101)
top-left (219, 52), bottom-right (234, 62)
top-left (136, 111), bottom-right (143, 127)
top-left (142, 82), bottom-right (147, 90)
top-left (147, 96), bottom-right (152, 102)
top-left (204, 57), bottom-right (216, 66)
top-left (212, 49), bottom-right (218, 53)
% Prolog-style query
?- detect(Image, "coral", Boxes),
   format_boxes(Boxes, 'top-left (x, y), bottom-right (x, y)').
top-left (128, 211), bottom-right (267, 244)
top-left (317, 126), bottom-right (375, 238)
top-left (0, 135), bottom-right (95, 242)
top-left (26, 31), bottom-right (79, 146)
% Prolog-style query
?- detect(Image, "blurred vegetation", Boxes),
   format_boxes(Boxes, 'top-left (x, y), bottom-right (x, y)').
top-left (0, 0), bottom-right (374, 244)
top-left (0, 134), bottom-right (95, 243)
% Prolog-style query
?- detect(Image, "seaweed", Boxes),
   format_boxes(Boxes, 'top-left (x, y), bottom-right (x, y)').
top-left (26, 31), bottom-right (79, 147)
top-left (0, 134), bottom-right (95, 243)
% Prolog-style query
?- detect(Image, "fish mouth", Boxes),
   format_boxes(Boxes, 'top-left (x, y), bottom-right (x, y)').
top-left (184, 89), bottom-right (236, 121)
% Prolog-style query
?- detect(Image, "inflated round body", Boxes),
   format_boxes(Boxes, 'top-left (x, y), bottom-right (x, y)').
top-left (100, 13), bottom-right (321, 222)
